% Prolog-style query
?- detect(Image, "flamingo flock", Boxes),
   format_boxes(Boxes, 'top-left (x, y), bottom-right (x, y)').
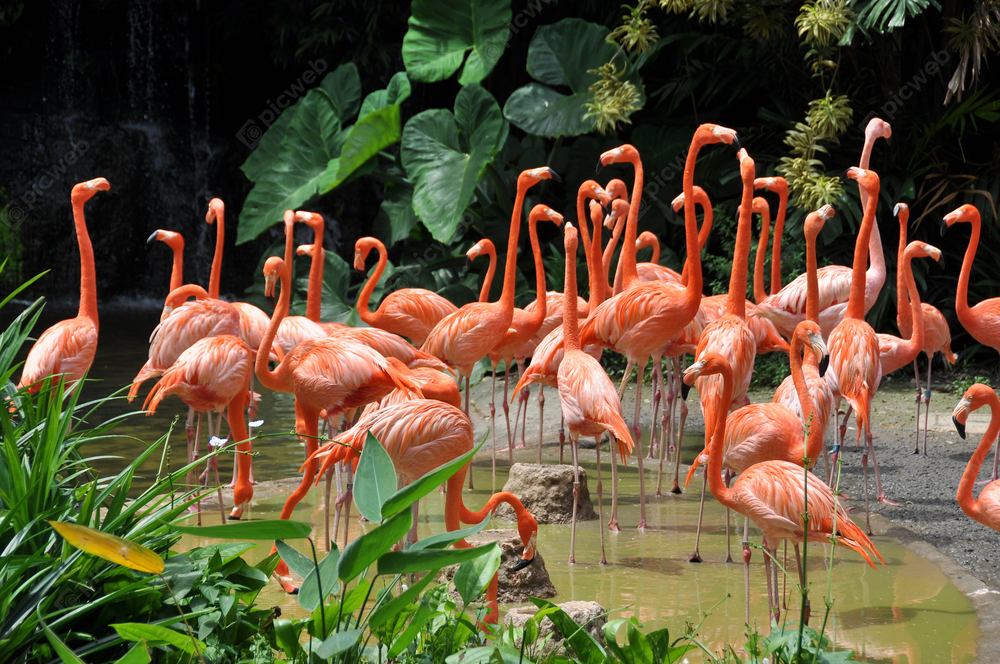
top-left (17, 117), bottom-right (1000, 628)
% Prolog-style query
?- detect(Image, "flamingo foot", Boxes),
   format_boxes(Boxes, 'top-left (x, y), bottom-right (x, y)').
top-left (877, 495), bottom-right (899, 506)
top-left (669, 480), bottom-right (682, 495)
top-left (608, 518), bottom-right (620, 532)
top-left (689, 552), bottom-right (703, 563)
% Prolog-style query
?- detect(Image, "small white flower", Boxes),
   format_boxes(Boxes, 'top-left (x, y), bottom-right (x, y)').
top-left (209, 436), bottom-right (227, 449)
top-left (249, 420), bottom-right (264, 429)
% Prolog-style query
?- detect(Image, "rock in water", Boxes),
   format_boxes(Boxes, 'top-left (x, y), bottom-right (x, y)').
top-left (438, 529), bottom-right (556, 603)
top-left (505, 601), bottom-right (608, 658)
top-left (494, 463), bottom-right (598, 524)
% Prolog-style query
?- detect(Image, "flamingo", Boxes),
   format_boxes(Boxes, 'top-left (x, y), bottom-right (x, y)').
top-left (751, 196), bottom-right (773, 305)
top-left (688, 148), bottom-right (758, 563)
top-left (256, 256), bottom-right (422, 593)
top-left (878, 241), bottom-right (942, 377)
top-left (683, 351), bottom-right (882, 623)
top-left (634, 232), bottom-right (678, 283)
top-left (147, 229), bottom-right (208, 308)
top-left (894, 203), bottom-right (955, 456)
top-left (484, 205), bottom-right (564, 486)
top-left (270, 211), bottom-right (328, 355)
top-left (942, 203), bottom-right (1000, 478)
top-left (513, 199), bottom-right (611, 465)
top-left (143, 335), bottom-right (256, 518)
top-left (687, 321), bottom-right (829, 562)
top-left (952, 384), bottom-right (1000, 533)
top-left (753, 175), bottom-right (788, 296)
top-left (16, 178), bottom-right (111, 398)
top-left (772, 206), bottom-right (838, 474)
top-left (466, 239), bottom-right (497, 303)
top-left (307, 399), bottom-right (538, 625)
top-left (581, 126), bottom-right (739, 530)
top-left (355, 236), bottom-right (458, 346)
top-left (827, 166), bottom-right (893, 535)
top-left (552, 222), bottom-right (634, 564)
top-left (421, 167), bottom-right (559, 420)
top-left (755, 118), bottom-right (891, 339)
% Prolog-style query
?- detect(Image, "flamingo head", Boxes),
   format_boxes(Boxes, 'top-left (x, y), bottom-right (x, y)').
top-left (205, 198), bottom-right (224, 224)
top-left (671, 191), bottom-right (686, 213)
top-left (71, 177), bottom-right (114, 201)
top-left (466, 239), bottom-right (493, 270)
top-left (796, 321), bottom-right (827, 364)
top-left (754, 176), bottom-right (788, 197)
top-left (950, 385), bottom-right (994, 439)
top-left (295, 210), bottom-right (325, 233)
top-left (636, 231), bottom-right (658, 251)
top-left (696, 123), bottom-right (739, 150)
top-left (147, 229), bottom-right (183, 249)
top-left (604, 198), bottom-right (629, 230)
top-left (511, 518), bottom-right (539, 572)
top-left (563, 222), bottom-right (578, 253)
top-left (844, 166), bottom-right (880, 197)
top-left (941, 204), bottom-right (980, 236)
top-left (750, 196), bottom-right (769, 217)
top-left (804, 205), bottom-right (836, 241)
top-left (520, 167), bottom-right (561, 187)
top-left (605, 178), bottom-right (629, 201)
top-left (737, 148), bottom-right (755, 182)
top-left (581, 180), bottom-right (611, 210)
top-left (297, 244), bottom-right (313, 258)
top-left (683, 352), bottom-right (730, 386)
top-left (282, 209), bottom-right (295, 232)
top-left (354, 237), bottom-right (379, 271)
top-left (905, 241), bottom-right (943, 269)
top-left (596, 145), bottom-right (639, 173)
top-left (893, 202), bottom-right (909, 224)
top-left (589, 199), bottom-right (604, 228)
top-left (865, 116), bottom-right (892, 145)
top-left (530, 204), bottom-right (564, 228)
top-left (263, 256), bottom-right (285, 298)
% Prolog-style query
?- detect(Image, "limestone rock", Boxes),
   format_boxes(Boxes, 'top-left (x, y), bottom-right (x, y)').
top-left (504, 601), bottom-right (607, 658)
top-left (438, 529), bottom-right (556, 603)
top-left (494, 463), bottom-right (597, 524)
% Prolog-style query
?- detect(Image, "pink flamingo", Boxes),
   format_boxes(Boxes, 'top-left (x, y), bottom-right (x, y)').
top-left (753, 175), bottom-right (788, 296)
top-left (952, 384), bottom-right (1000, 533)
top-left (878, 241), bottom-right (942, 377)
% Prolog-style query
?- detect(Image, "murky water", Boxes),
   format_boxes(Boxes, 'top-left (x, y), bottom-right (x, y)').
top-left (10, 308), bottom-right (982, 663)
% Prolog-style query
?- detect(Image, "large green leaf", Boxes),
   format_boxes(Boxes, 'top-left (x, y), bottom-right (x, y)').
top-left (388, 597), bottom-right (431, 658)
top-left (112, 623), bottom-right (205, 656)
top-left (503, 18), bottom-right (645, 138)
top-left (325, 106), bottom-right (402, 191)
top-left (275, 540), bottom-right (315, 579)
top-left (401, 84), bottom-right (506, 243)
top-left (373, 162), bottom-right (420, 245)
top-left (241, 100), bottom-right (299, 183)
top-left (354, 432), bottom-right (398, 523)
top-left (298, 545), bottom-right (341, 611)
top-left (367, 570), bottom-right (439, 629)
top-left (380, 438), bottom-right (483, 518)
top-left (317, 628), bottom-right (364, 658)
top-left (376, 542), bottom-right (497, 575)
top-left (337, 508), bottom-right (412, 582)
top-left (453, 543), bottom-right (502, 604)
top-left (320, 62), bottom-right (362, 121)
top-left (237, 87), bottom-right (342, 244)
top-left (409, 514), bottom-right (490, 551)
top-left (360, 72), bottom-right (412, 118)
top-left (402, 0), bottom-right (512, 85)
top-left (169, 519), bottom-right (311, 540)
top-left (529, 598), bottom-right (608, 664)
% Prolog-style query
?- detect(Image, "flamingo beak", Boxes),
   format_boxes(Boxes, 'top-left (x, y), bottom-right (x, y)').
top-left (512, 556), bottom-right (533, 572)
top-left (147, 231), bottom-right (159, 244)
top-left (940, 218), bottom-right (950, 237)
top-left (953, 416), bottom-right (966, 440)
top-left (818, 354), bottom-right (829, 378)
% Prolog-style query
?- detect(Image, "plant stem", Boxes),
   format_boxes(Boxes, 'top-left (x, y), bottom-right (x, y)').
top-left (308, 537), bottom-right (328, 640)
top-left (158, 574), bottom-right (207, 664)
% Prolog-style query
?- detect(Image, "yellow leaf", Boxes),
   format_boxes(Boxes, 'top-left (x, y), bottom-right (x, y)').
top-left (49, 521), bottom-right (164, 574)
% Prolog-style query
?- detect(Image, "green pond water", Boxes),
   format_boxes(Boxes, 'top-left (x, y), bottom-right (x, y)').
top-left (13, 309), bottom-right (983, 663)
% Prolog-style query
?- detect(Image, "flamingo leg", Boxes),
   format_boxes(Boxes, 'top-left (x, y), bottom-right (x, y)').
top-left (656, 359), bottom-right (675, 496)
top-left (332, 463), bottom-right (344, 547)
top-left (923, 357), bottom-right (933, 457)
top-left (272, 408), bottom-right (321, 594)
top-left (342, 464), bottom-right (354, 546)
top-left (724, 470), bottom-right (733, 563)
top-left (671, 365), bottom-right (688, 495)
top-left (609, 443), bottom-right (620, 532)
top-left (829, 406), bottom-right (852, 485)
top-left (559, 413), bottom-right (566, 464)
top-left (633, 360), bottom-right (648, 531)
top-left (689, 467), bottom-right (707, 563)
top-left (534, 386), bottom-right (542, 464)
top-left (323, 467), bottom-right (334, 552)
top-left (742, 517), bottom-right (751, 626)
top-left (770, 547), bottom-right (781, 623)
top-left (519, 381), bottom-right (529, 450)
top-left (502, 362), bottom-right (514, 460)
top-left (763, 537), bottom-right (775, 623)
top-left (489, 365), bottom-right (498, 492)
top-left (538, 386), bottom-right (546, 464)
top-left (596, 436), bottom-right (607, 565)
top-left (568, 432), bottom-right (581, 565)
top-left (648, 361), bottom-right (661, 459)
top-left (869, 426), bottom-right (896, 506)
top-left (781, 542), bottom-right (788, 609)
top-left (912, 358), bottom-right (923, 455)
top-left (861, 446), bottom-right (873, 536)
top-left (465, 376), bottom-right (474, 491)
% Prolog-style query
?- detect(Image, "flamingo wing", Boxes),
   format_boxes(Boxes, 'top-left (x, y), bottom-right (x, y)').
top-left (18, 317), bottom-right (98, 393)
top-left (557, 351), bottom-right (634, 460)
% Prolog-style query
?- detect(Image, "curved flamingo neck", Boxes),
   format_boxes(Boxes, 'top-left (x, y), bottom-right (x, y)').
top-left (958, 392), bottom-right (1000, 521)
top-left (304, 222), bottom-right (324, 322)
top-left (771, 188), bottom-right (787, 294)
top-left (209, 210), bottom-right (224, 300)
top-left (727, 168), bottom-right (754, 319)
top-left (357, 241), bottom-right (388, 327)
top-left (705, 362), bottom-right (735, 506)
top-left (754, 205), bottom-right (771, 305)
top-left (564, 230), bottom-right (581, 352)
top-left (806, 228), bottom-right (820, 324)
top-left (899, 248), bottom-right (925, 354)
top-left (71, 192), bottom-right (99, 326)
top-left (789, 333), bottom-right (819, 463)
top-left (165, 237), bottom-right (185, 293)
top-left (681, 192), bottom-right (713, 287)
top-left (847, 182), bottom-right (879, 321)
top-left (588, 205), bottom-right (606, 312)
top-left (620, 156), bottom-right (644, 290)
top-left (477, 242), bottom-right (497, 303)
top-left (896, 214), bottom-right (911, 334)
top-left (164, 284), bottom-right (210, 309)
top-left (681, 138), bottom-right (707, 306)
top-left (576, 188), bottom-right (600, 270)
top-left (496, 180), bottom-right (532, 311)
top-left (523, 212), bottom-right (548, 331)
top-left (605, 210), bottom-right (626, 297)
top-left (956, 216), bottom-right (979, 327)
top-left (859, 134), bottom-right (886, 305)
top-left (256, 266), bottom-right (294, 393)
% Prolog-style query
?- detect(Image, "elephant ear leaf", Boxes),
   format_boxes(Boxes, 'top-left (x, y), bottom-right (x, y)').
top-left (503, 18), bottom-right (645, 138)
top-left (401, 84), bottom-right (506, 244)
top-left (402, 0), bottom-right (512, 85)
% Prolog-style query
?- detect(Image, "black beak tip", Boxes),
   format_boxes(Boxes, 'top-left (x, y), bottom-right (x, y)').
top-left (595, 160), bottom-right (604, 175)
top-left (818, 354), bottom-right (830, 378)
top-left (940, 220), bottom-right (948, 237)
top-left (938, 253), bottom-right (946, 269)
top-left (512, 557), bottom-right (533, 572)
top-left (840, 170), bottom-right (851, 184)
top-left (465, 257), bottom-right (474, 271)
top-left (226, 514), bottom-right (241, 521)
top-left (108, 184), bottom-right (120, 195)
top-left (953, 416), bottom-right (966, 440)
top-left (732, 134), bottom-right (741, 152)
top-left (549, 170), bottom-right (562, 183)
top-left (146, 231), bottom-right (158, 245)
top-left (680, 381), bottom-right (692, 401)
top-left (886, 134), bottom-right (893, 146)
